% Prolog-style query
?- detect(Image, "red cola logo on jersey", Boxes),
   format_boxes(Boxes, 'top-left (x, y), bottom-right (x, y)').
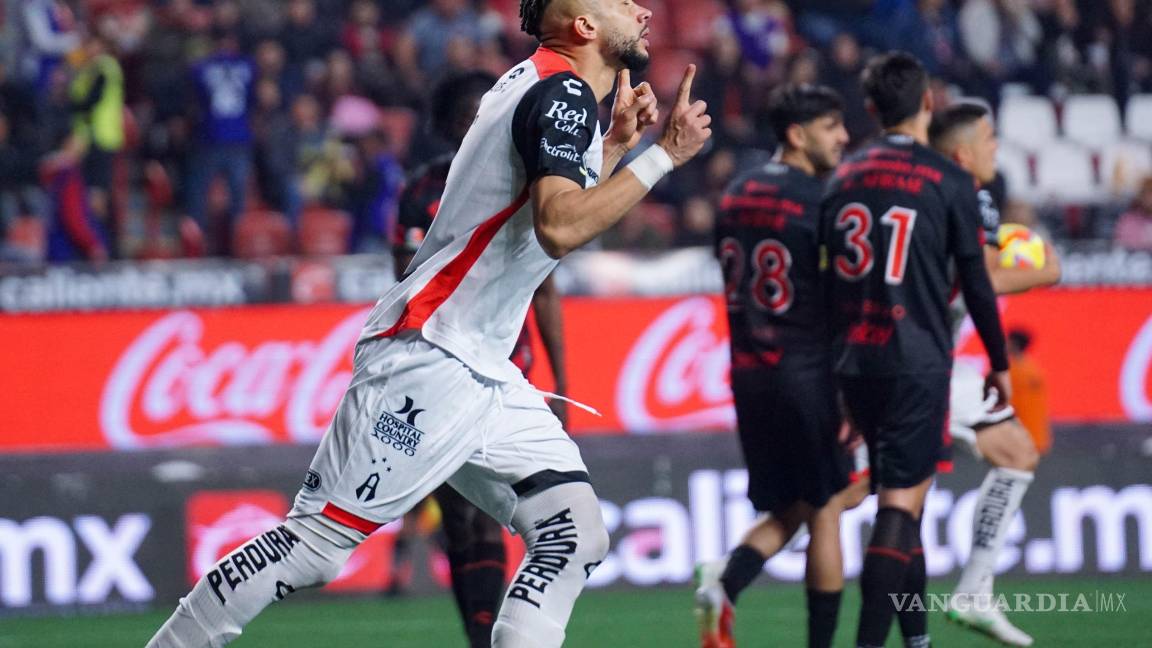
top-left (616, 297), bottom-right (735, 431)
top-left (98, 309), bottom-right (369, 449)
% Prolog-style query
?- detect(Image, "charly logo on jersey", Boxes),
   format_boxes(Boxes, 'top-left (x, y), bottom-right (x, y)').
top-left (977, 190), bottom-right (1000, 231)
top-left (371, 396), bottom-right (426, 457)
top-left (492, 66), bottom-right (526, 93)
top-left (546, 100), bottom-right (589, 135)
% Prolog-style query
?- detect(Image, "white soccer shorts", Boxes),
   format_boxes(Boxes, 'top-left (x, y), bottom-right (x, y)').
top-left (290, 331), bottom-right (588, 531)
top-left (949, 360), bottom-right (1016, 459)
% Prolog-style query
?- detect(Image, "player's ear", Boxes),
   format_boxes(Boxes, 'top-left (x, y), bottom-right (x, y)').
top-left (785, 123), bottom-right (806, 150)
top-left (572, 12), bottom-right (597, 42)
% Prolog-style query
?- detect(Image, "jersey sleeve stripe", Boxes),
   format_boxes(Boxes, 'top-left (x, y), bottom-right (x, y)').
top-left (529, 46), bottom-right (575, 79)
top-left (375, 188), bottom-right (531, 338)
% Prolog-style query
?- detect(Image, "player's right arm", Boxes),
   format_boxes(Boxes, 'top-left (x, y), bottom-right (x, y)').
top-left (949, 179), bottom-right (1012, 406)
top-left (526, 66), bottom-right (711, 258)
top-left (983, 244), bottom-right (1062, 295)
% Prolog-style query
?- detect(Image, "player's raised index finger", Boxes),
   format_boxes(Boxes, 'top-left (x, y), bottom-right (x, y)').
top-left (676, 64), bottom-right (696, 105)
top-left (617, 69), bottom-right (631, 94)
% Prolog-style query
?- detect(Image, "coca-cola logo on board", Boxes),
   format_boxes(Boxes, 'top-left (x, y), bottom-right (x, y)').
top-left (616, 297), bottom-right (734, 431)
top-left (1120, 315), bottom-right (1152, 422)
top-left (100, 309), bottom-right (369, 449)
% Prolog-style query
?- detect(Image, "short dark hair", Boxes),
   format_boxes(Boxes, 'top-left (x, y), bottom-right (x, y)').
top-left (1008, 327), bottom-right (1033, 353)
top-left (861, 51), bottom-right (929, 128)
top-left (430, 70), bottom-right (498, 140)
top-left (929, 101), bottom-right (990, 149)
top-left (520, 0), bottom-right (551, 38)
top-left (767, 84), bottom-right (844, 146)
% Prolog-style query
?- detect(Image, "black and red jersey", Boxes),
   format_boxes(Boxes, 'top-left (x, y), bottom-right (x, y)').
top-left (393, 154), bottom-right (452, 257)
top-left (820, 134), bottom-right (990, 376)
top-left (716, 161), bottom-right (827, 368)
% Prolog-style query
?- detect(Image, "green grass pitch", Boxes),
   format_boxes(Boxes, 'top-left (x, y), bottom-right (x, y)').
top-left (1, 577), bottom-right (1148, 647)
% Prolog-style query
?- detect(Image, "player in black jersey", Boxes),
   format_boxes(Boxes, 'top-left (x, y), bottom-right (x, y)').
top-left (930, 102), bottom-right (1060, 647)
top-left (391, 70), bottom-right (568, 648)
top-left (694, 84), bottom-right (867, 648)
top-left (819, 53), bottom-right (1011, 648)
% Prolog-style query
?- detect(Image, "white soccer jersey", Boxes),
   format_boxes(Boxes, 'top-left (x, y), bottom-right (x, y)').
top-left (359, 48), bottom-right (604, 380)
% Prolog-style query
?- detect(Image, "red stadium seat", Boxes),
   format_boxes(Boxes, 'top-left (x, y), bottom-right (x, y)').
top-left (298, 207), bottom-right (352, 256)
top-left (233, 210), bottom-right (293, 259)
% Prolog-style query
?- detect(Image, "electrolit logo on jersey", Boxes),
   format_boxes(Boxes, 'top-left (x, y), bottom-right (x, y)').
top-left (615, 297), bottom-right (735, 431)
top-left (540, 137), bottom-right (584, 164)
top-left (545, 100), bottom-right (588, 134)
top-left (98, 309), bottom-right (369, 449)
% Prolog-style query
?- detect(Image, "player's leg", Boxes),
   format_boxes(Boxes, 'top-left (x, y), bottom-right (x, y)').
top-left (146, 515), bottom-right (365, 648)
top-left (804, 477), bottom-right (870, 648)
top-left (436, 482), bottom-right (507, 648)
top-left (448, 376), bottom-right (609, 648)
top-left (147, 334), bottom-right (490, 647)
top-left (845, 373), bottom-right (946, 648)
top-left (948, 419), bottom-right (1037, 646)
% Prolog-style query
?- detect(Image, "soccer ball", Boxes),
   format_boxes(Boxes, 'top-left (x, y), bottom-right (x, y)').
top-left (997, 223), bottom-right (1046, 269)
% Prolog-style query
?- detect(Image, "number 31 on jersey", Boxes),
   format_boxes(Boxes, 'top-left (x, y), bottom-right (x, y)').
top-left (834, 203), bottom-right (917, 285)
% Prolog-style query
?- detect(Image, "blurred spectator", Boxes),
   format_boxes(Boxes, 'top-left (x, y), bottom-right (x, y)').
top-left (41, 136), bottom-right (108, 263)
top-left (1008, 328), bottom-right (1052, 455)
top-left (394, 0), bottom-right (494, 87)
top-left (959, 0), bottom-right (1043, 101)
top-left (819, 32), bottom-right (876, 147)
top-left (69, 34), bottom-right (125, 229)
top-left (903, 0), bottom-right (965, 79)
top-left (345, 128), bottom-right (404, 253)
top-left (695, 28), bottom-right (757, 148)
top-left (290, 93), bottom-right (353, 208)
top-left (280, 0), bottom-right (338, 77)
top-left (1113, 176), bottom-right (1152, 250)
top-left (16, 0), bottom-right (81, 96)
top-left (186, 27), bottom-right (256, 254)
top-left (723, 0), bottom-right (799, 76)
top-left (252, 77), bottom-right (300, 223)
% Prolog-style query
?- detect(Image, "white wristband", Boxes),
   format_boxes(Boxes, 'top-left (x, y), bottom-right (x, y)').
top-left (627, 145), bottom-right (674, 189)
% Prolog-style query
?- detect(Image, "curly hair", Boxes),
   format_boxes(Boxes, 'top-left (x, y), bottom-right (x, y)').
top-left (520, 0), bottom-right (553, 39)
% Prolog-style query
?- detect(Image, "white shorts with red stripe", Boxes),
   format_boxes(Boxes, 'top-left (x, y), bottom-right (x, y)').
top-left (948, 360), bottom-right (1016, 460)
top-left (289, 331), bottom-right (587, 532)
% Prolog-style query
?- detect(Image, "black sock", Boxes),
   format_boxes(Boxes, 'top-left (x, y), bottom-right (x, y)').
top-left (897, 516), bottom-right (929, 647)
top-left (856, 507), bottom-right (916, 648)
top-left (806, 589), bottom-right (842, 648)
top-left (453, 541), bottom-right (506, 648)
top-left (720, 544), bottom-right (768, 603)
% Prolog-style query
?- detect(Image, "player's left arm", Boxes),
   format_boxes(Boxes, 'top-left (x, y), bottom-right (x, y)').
top-left (532, 273), bottom-right (569, 427)
top-left (601, 69), bottom-right (660, 178)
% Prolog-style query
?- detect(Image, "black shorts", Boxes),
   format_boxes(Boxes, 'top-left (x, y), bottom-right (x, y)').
top-left (839, 372), bottom-right (950, 489)
top-left (731, 353), bottom-right (851, 516)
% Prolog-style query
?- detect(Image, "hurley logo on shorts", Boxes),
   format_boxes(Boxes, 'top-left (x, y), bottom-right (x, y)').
top-left (506, 508), bottom-right (580, 609)
top-left (206, 525), bottom-right (301, 604)
top-left (371, 396), bottom-right (425, 457)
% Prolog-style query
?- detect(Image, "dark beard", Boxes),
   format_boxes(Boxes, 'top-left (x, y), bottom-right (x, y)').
top-left (613, 36), bottom-right (649, 72)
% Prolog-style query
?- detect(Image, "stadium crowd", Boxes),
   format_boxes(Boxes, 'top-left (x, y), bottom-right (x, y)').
top-left (0, 0), bottom-right (1150, 262)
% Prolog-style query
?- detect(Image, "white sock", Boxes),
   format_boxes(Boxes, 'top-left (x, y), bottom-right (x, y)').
top-left (146, 515), bottom-right (364, 647)
top-left (954, 467), bottom-right (1033, 598)
top-left (492, 482), bottom-right (610, 648)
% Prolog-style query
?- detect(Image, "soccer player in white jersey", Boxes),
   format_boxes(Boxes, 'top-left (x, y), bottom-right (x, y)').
top-left (145, 0), bottom-right (710, 646)
top-left (929, 102), bottom-right (1061, 647)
